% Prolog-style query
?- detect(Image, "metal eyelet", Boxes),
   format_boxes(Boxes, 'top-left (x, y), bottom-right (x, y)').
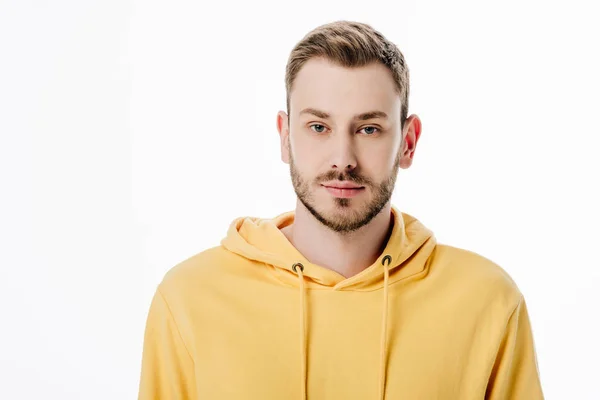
top-left (292, 262), bottom-right (304, 273)
top-left (382, 255), bottom-right (392, 266)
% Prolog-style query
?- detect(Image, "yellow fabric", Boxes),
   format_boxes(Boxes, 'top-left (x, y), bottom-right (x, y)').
top-left (378, 256), bottom-right (390, 400)
top-left (293, 263), bottom-right (307, 400)
top-left (138, 206), bottom-right (544, 399)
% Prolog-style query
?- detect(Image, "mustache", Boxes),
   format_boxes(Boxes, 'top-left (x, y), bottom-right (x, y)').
top-left (316, 170), bottom-right (373, 186)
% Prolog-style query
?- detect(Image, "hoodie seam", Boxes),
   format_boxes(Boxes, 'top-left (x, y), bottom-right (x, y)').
top-left (157, 287), bottom-right (196, 367)
top-left (484, 293), bottom-right (523, 393)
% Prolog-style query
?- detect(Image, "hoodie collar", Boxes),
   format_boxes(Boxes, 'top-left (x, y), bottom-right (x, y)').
top-left (220, 205), bottom-right (436, 291)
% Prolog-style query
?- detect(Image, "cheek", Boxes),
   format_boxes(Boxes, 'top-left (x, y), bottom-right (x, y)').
top-left (290, 153), bottom-right (318, 181)
top-left (292, 145), bottom-right (326, 174)
top-left (361, 154), bottom-right (389, 173)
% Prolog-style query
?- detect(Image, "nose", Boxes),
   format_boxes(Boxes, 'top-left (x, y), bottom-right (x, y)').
top-left (329, 133), bottom-right (357, 172)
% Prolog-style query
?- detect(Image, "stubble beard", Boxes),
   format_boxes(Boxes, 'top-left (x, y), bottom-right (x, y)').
top-left (288, 148), bottom-right (401, 234)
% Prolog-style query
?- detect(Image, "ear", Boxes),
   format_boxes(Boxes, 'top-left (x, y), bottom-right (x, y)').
top-left (399, 114), bottom-right (422, 169)
top-left (277, 110), bottom-right (291, 164)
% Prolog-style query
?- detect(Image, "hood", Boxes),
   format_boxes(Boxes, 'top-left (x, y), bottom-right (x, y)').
top-left (220, 205), bottom-right (438, 398)
top-left (220, 205), bottom-right (437, 291)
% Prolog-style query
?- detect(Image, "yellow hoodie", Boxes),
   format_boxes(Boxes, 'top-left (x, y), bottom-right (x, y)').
top-left (138, 206), bottom-right (544, 399)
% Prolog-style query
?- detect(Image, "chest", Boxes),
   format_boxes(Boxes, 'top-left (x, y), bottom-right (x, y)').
top-left (186, 287), bottom-right (496, 399)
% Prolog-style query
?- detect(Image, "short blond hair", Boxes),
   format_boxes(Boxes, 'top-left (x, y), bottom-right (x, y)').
top-left (285, 20), bottom-right (410, 127)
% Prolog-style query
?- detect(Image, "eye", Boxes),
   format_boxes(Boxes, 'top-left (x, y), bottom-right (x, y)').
top-left (309, 124), bottom-right (328, 133)
top-left (359, 126), bottom-right (380, 135)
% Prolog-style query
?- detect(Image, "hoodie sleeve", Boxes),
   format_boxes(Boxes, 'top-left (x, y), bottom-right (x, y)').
top-left (486, 295), bottom-right (544, 399)
top-left (138, 288), bottom-right (197, 400)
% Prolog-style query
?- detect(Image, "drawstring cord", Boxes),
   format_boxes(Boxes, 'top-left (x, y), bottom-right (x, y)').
top-left (293, 255), bottom-right (392, 400)
top-left (379, 255), bottom-right (392, 400)
top-left (292, 262), bottom-right (307, 400)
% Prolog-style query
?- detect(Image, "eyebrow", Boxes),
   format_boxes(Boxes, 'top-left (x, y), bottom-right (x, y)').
top-left (299, 108), bottom-right (388, 121)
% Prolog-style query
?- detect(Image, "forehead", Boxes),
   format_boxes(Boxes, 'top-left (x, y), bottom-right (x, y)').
top-left (290, 57), bottom-right (400, 119)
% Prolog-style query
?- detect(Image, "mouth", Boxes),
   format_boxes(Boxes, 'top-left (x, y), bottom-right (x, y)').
top-left (321, 182), bottom-right (365, 198)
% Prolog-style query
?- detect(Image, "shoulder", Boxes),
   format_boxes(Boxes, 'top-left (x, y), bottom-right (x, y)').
top-left (156, 245), bottom-right (237, 304)
top-left (431, 244), bottom-right (523, 308)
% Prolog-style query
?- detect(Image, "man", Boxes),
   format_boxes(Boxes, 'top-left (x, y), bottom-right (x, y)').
top-left (138, 20), bottom-right (544, 399)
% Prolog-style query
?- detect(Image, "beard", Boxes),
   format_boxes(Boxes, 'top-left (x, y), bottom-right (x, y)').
top-left (289, 147), bottom-right (400, 234)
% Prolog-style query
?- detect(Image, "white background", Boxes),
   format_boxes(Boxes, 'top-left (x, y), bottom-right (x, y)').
top-left (1, 0), bottom-right (599, 398)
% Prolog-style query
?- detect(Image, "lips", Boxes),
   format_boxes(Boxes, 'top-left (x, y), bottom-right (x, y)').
top-left (321, 182), bottom-right (365, 198)
top-left (321, 181), bottom-right (363, 189)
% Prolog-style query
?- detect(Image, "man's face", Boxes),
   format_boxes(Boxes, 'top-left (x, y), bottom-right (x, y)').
top-left (278, 57), bottom-right (415, 233)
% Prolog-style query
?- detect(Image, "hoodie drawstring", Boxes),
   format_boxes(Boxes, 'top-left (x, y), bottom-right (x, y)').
top-left (292, 262), bottom-right (307, 400)
top-left (293, 256), bottom-right (392, 400)
top-left (379, 255), bottom-right (392, 400)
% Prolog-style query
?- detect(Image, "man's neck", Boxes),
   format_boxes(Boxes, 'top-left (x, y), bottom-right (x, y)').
top-left (280, 200), bottom-right (394, 278)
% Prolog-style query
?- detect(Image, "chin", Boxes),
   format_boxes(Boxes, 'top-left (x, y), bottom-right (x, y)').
top-left (323, 195), bottom-right (369, 215)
